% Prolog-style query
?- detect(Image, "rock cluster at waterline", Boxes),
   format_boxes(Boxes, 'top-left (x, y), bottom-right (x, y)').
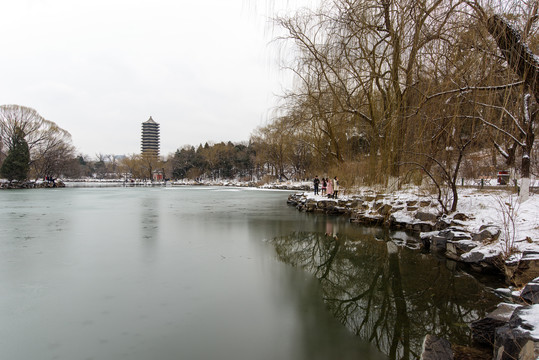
top-left (469, 298), bottom-right (539, 360)
top-left (287, 191), bottom-right (539, 284)
top-left (288, 190), bottom-right (539, 359)
top-left (0, 180), bottom-right (65, 189)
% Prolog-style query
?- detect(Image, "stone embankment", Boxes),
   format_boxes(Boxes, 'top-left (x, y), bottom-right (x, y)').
top-left (0, 180), bottom-right (65, 189)
top-left (287, 191), bottom-right (539, 360)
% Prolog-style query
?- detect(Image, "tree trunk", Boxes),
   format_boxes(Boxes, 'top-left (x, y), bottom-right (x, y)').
top-left (487, 16), bottom-right (538, 202)
top-left (521, 142), bottom-right (531, 201)
top-left (506, 142), bottom-right (517, 167)
top-left (487, 15), bottom-right (539, 102)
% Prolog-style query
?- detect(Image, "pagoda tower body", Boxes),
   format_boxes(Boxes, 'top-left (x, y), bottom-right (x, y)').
top-left (141, 116), bottom-right (160, 156)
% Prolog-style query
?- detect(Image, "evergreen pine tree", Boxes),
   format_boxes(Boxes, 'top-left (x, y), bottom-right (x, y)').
top-left (0, 128), bottom-right (30, 182)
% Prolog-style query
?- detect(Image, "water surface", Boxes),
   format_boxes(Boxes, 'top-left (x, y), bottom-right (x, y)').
top-left (0, 187), bottom-right (501, 359)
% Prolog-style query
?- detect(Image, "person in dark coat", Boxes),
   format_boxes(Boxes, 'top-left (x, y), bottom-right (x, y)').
top-left (313, 176), bottom-right (320, 195)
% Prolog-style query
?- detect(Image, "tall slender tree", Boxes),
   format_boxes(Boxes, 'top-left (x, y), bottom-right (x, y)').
top-left (0, 127), bottom-right (30, 182)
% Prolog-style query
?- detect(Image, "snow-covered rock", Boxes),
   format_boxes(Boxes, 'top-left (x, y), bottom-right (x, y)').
top-left (494, 305), bottom-right (539, 360)
top-left (471, 303), bottom-right (520, 346)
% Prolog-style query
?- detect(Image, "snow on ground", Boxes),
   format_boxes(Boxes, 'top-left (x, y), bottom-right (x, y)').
top-left (457, 188), bottom-right (539, 255)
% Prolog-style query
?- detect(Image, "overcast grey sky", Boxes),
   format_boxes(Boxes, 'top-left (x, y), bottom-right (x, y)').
top-left (0, 0), bottom-right (315, 157)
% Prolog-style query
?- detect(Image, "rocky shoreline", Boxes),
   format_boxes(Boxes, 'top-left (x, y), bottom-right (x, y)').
top-left (0, 180), bottom-right (66, 189)
top-left (287, 191), bottom-right (539, 360)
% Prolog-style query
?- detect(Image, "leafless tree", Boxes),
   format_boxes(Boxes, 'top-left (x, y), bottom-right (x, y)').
top-left (31, 128), bottom-right (75, 179)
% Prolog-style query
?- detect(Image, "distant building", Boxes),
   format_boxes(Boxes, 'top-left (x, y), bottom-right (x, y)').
top-left (152, 169), bottom-right (164, 182)
top-left (141, 116), bottom-right (160, 156)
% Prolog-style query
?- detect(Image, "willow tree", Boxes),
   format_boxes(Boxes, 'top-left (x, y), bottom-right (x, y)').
top-left (275, 0), bottom-right (478, 187)
top-left (251, 117), bottom-right (297, 179)
top-left (119, 154), bottom-right (144, 180)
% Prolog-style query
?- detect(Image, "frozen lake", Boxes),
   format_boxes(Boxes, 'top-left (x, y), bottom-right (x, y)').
top-left (0, 187), bottom-right (501, 359)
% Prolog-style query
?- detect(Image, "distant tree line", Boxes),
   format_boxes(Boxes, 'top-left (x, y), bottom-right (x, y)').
top-left (0, 105), bottom-right (288, 184)
top-left (37, 138), bottom-right (314, 183)
top-left (169, 142), bottom-right (254, 180)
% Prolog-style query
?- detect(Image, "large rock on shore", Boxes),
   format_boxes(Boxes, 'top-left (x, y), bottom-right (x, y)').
top-left (470, 303), bottom-right (539, 360)
top-left (505, 252), bottom-right (539, 287)
top-left (471, 303), bottom-right (520, 347)
top-left (460, 247), bottom-right (504, 273)
top-left (521, 277), bottom-right (539, 304)
top-left (288, 193), bottom-right (358, 216)
top-left (415, 211), bottom-right (438, 222)
top-left (473, 225), bottom-right (501, 242)
top-left (420, 335), bottom-right (453, 360)
top-left (494, 305), bottom-right (539, 360)
top-left (446, 240), bottom-right (478, 261)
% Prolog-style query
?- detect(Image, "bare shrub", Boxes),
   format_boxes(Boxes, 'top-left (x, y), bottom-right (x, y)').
top-left (494, 194), bottom-right (520, 258)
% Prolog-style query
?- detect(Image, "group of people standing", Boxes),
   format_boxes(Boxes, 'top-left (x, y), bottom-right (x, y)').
top-left (313, 176), bottom-right (339, 198)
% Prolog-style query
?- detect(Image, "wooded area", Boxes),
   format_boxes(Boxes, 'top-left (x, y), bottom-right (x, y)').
top-left (251, 0), bottom-right (539, 210)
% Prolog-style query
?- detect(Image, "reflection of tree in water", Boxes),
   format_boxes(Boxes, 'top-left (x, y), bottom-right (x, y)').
top-left (270, 230), bottom-right (501, 359)
top-left (139, 195), bottom-right (160, 260)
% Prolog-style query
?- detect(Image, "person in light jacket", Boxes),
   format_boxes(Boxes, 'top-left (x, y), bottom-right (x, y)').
top-left (327, 177), bottom-right (333, 198)
top-left (333, 177), bottom-right (339, 198)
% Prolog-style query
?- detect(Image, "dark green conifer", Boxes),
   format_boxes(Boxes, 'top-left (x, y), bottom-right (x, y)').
top-left (0, 127), bottom-right (30, 182)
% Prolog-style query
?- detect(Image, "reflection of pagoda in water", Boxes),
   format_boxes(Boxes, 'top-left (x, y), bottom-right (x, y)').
top-left (141, 116), bottom-right (160, 156)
